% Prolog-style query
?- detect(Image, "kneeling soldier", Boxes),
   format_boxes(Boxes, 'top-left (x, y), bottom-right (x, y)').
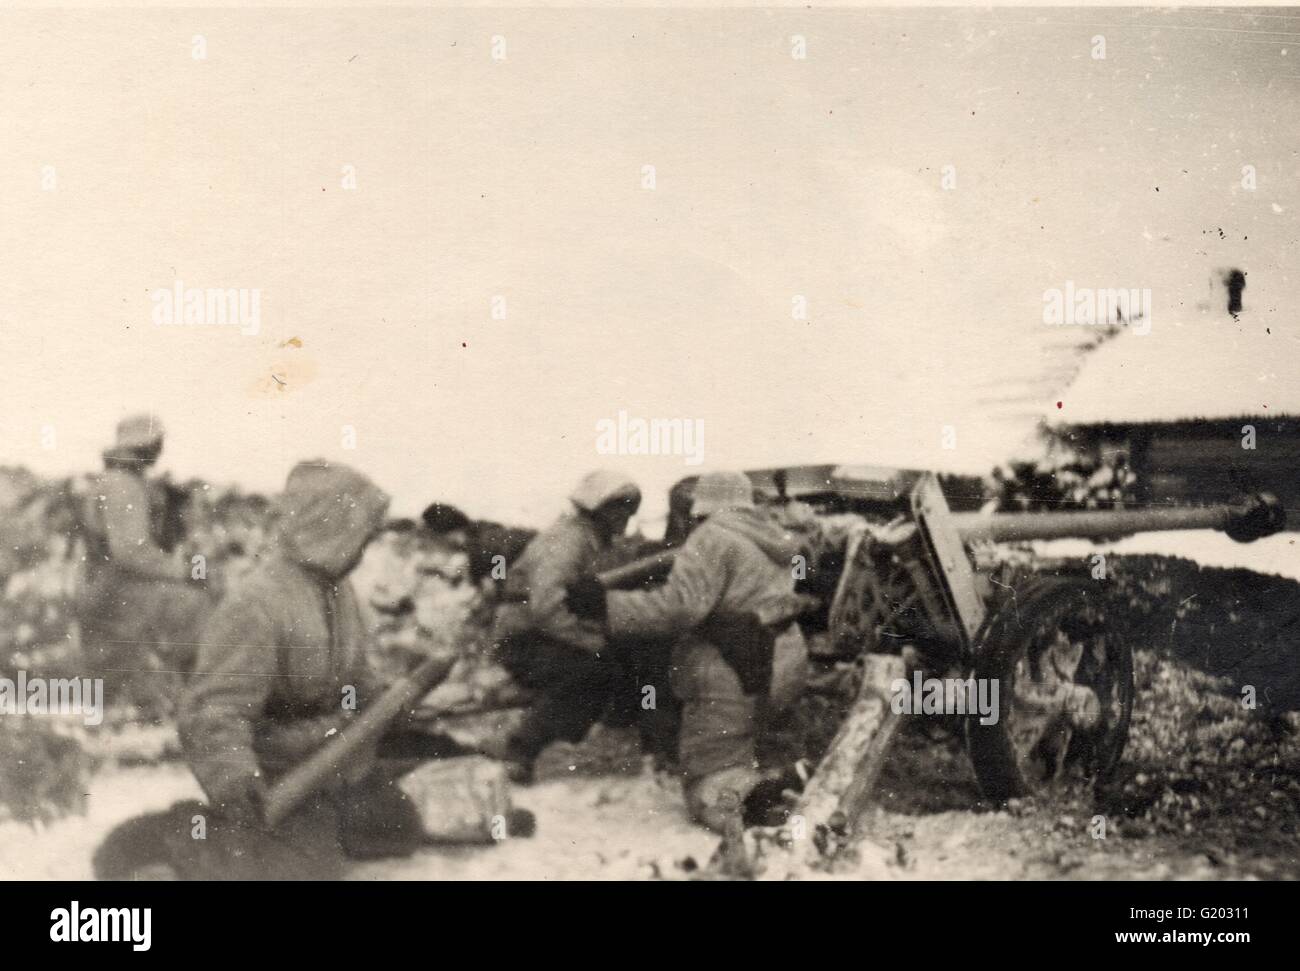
top-left (178, 461), bottom-right (423, 875)
top-left (565, 470), bottom-right (810, 833)
top-left (489, 470), bottom-right (642, 781)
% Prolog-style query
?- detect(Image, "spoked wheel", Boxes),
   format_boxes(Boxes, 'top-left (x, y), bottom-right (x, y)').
top-left (827, 521), bottom-right (919, 656)
top-left (966, 578), bottom-right (1133, 802)
top-left (827, 527), bottom-right (887, 654)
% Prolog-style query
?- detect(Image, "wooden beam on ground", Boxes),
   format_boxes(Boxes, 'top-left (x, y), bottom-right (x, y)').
top-left (739, 654), bottom-right (906, 880)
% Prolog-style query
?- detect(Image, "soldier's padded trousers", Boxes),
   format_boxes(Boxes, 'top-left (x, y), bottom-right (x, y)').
top-left (671, 626), bottom-right (809, 832)
top-left (92, 768), bottom-right (426, 881)
top-left (671, 638), bottom-right (758, 782)
top-left (497, 633), bottom-right (617, 763)
top-left (671, 638), bottom-right (761, 832)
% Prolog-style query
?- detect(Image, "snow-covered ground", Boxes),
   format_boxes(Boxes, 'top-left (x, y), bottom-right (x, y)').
top-left (0, 760), bottom-right (722, 882)
top-left (5, 747), bottom-right (1284, 882)
top-left (1033, 530), bottom-right (1299, 581)
top-left (0, 765), bottom-right (200, 881)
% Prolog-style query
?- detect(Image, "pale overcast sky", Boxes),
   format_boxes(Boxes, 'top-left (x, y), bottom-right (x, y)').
top-left (1, 7), bottom-right (1296, 525)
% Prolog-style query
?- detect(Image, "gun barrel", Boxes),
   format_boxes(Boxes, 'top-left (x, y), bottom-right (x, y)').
top-left (951, 494), bottom-right (1283, 544)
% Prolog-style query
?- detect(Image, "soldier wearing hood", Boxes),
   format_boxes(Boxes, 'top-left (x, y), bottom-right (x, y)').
top-left (566, 471), bottom-right (811, 833)
top-left (489, 470), bottom-right (642, 781)
top-left (178, 460), bottom-right (424, 873)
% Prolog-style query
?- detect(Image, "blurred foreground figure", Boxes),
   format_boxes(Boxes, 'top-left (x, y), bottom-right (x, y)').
top-left (173, 462), bottom-right (428, 876)
top-left (96, 462), bottom-right (531, 880)
top-left (489, 470), bottom-right (642, 781)
top-left (78, 414), bottom-right (213, 676)
top-left (567, 471), bottom-right (810, 833)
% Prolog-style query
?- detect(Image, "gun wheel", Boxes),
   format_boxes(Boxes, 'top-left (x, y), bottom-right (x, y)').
top-left (966, 578), bottom-right (1133, 802)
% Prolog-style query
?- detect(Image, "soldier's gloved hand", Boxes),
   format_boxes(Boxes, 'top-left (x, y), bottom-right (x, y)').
top-left (702, 611), bottom-right (776, 696)
top-left (564, 575), bottom-right (607, 621)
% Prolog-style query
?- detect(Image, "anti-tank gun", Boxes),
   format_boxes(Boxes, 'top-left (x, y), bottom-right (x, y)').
top-left (657, 465), bottom-right (1285, 841)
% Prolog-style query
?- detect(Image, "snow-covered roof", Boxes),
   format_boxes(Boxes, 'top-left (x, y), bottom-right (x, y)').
top-left (1047, 312), bottom-right (1299, 427)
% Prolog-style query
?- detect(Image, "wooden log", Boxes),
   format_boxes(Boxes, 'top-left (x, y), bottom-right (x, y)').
top-left (263, 652), bottom-right (457, 828)
top-left (795, 654), bottom-right (906, 831)
top-left (744, 654), bottom-right (906, 880)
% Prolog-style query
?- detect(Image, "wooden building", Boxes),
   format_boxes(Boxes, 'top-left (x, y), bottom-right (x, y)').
top-left (1047, 310), bottom-right (1298, 531)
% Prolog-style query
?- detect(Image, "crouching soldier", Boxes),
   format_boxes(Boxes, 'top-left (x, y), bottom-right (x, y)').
top-left (489, 470), bottom-right (641, 781)
top-left (565, 471), bottom-right (810, 833)
top-left (177, 460), bottom-right (427, 877)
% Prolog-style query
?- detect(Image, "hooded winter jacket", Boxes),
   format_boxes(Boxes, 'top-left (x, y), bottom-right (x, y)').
top-left (491, 512), bottom-right (609, 654)
top-left (178, 462), bottom-right (390, 805)
top-left (606, 506), bottom-right (812, 780)
top-left (606, 507), bottom-right (807, 639)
